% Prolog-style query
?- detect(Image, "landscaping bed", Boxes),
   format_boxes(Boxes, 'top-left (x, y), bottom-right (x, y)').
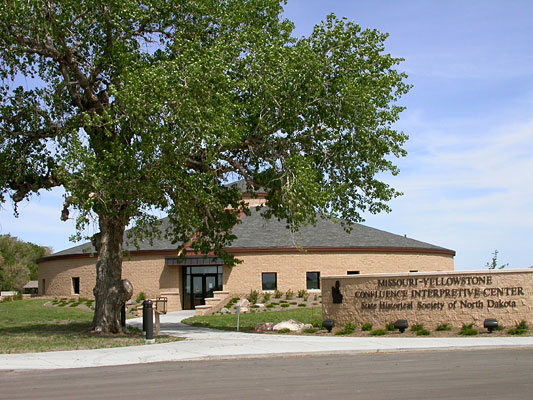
top-left (184, 291), bottom-right (532, 337)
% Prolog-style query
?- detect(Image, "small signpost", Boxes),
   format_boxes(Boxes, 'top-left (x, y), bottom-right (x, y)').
top-left (236, 305), bottom-right (241, 332)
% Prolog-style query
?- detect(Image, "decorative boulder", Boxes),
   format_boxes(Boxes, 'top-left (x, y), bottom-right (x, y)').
top-left (220, 307), bottom-right (230, 314)
top-left (255, 322), bottom-right (274, 332)
top-left (273, 319), bottom-right (307, 332)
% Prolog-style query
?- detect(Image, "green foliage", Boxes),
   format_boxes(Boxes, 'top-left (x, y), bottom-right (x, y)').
top-left (135, 292), bottom-right (146, 303)
top-left (298, 303), bottom-right (306, 307)
top-left (285, 289), bottom-right (294, 300)
top-left (0, 235), bottom-right (50, 291)
top-left (247, 289), bottom-right (260, 305)
top-left (370, 329), bottom-right (387, 336)
top-left (277, 328), bottom-right (291, 334)
top-left (274, 289), bottom-right (283, 299)
top-left (303, 328), bottom-right (318, 334)
top-left (0, 1), bottom-right (410, 331)
top-left (297, 289), bottom-right (307, 298)
top-left (280, 303), bottom-right (290, 308)
top-left (227, 297), bottom-right (240, 309)
top-left (411, 324), bottom-right (424, 332)
top-left (386, 322), bottom-right (395, 331)
top-left (261, 293), bottom-right (271, 303)
top-left (486, 249), bottom-right (508, 270)
top-left (416, 329), bottom-right (430, 336)
top-left (361, 323), bottom-right (372, 331)
top-left (459, 324), bottom-right (478, 336)
top-left (436, 323), bottom-right (451, 331)
top-left (311, 319), bottom-right (323, 328)
top-left (335, 323), bottom-right (356, 335)
top-left (508, 320), bottom-right (528, 335)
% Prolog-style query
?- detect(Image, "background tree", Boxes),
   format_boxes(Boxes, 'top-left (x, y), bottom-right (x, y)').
top-left (0, 0), bottom-right (410, 332)
top-left (0, 235), bottom-right (51, 291)
top-left (485, 249), bottom-right (508, 270)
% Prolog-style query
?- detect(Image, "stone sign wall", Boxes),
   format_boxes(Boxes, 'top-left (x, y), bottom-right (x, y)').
top-left (322, 270), bottom-right (533, 329)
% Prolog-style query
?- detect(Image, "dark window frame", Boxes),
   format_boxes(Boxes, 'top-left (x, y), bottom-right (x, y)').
top-left (262, 272), bottom-right (277, 291)
top-left (72, 277), bottom-right (80, 295)
top-left (306, 272), bottom-right (320, 290)
top-left (347, 271), bottom-right (360, 275)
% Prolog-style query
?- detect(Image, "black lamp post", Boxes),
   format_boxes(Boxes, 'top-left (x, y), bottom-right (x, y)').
top-left (484, 318), bottom-right (498, 333)
top-left (394, 319), bottom-right (409, 333)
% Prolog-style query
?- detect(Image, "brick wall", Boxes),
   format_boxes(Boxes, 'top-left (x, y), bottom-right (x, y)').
top-left (224, 251), bottom-right (454, 296)
top-left (38, 250), bottom-right (453, 311)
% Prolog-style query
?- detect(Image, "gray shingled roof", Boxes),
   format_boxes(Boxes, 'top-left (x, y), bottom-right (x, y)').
top-left (229, 209), bottom-right (452, 251)
top-left (45, 208), bottom-right (453, 258)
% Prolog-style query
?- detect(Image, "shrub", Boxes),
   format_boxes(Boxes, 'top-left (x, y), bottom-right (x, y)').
top-left (370, 329), bottom-right (387, 336)
top-left (274, 289), bottom-right (283, 298)
top-left (277, 328), bottom-right (291, 334)
top-left (247, 289), bottom-right (259, 304)
top-left (411, 324), bottom-right (424, 332)
top-left (280, 303), bottom-right (290, 308)
top-left (335, 322), bottom-right (357, 335)
top-left (312, 302), bottom-right (319, 306)
top-left (361, 323), bottom-right (372, 331)
top-left (311, 319), bottom-right (323, 328)
top-left (416, 329), bottom-right (431, 336)
top-left (270, 302), bottom-right (279, 306)
top-left (262, 293), bottom-right (271, 303)
top-left (345, 322), bottom-right (357, 331)
top-left (227, 297), bottom-right (240, 308)
top-left (266, 304), bottom-right (275, 309)
top-left (313, 294), bottom-right (318, 301)
top-left (436, 323), bottom-right (451, 331)
top-left (298, 303), bottom-right (306, 307)
top-left (297, 289), bottom-right (307, 298)
top-left (285, 289), bottom-right (294, 300)
top-left (136, 292), bottom-right (146, 303)
top-left (459, 324), bottom-right (478, 336)
top-left (508, 320), bottom-right (529, 335)
top-left (251, 304), bottom-right (260, 309)
top-left (303, 328), bottom-right (318, 334)
top-left (386, 322), bottom-right (395, 331)
top-left (279, 300), bottom-right (288, 303)
top-left (303, 294), bottom-right (309, 301)
top-left (290, 301), bottom-right (297, 305)
top-left (14, 293), bottom-right (23, 301)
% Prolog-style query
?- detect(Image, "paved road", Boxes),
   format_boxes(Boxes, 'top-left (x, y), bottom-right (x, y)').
top-left (1, 348), bottom-right (532, 400)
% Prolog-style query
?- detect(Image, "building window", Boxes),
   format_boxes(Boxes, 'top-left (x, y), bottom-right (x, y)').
top-left (72, 277), bottom-right (80, 295)
top-left (347, 271), bottom-right (360, 275)
top-left (306, 272), bottom-right (320, 290)
top-left (262, 273), bottom-right (277, 290)
top-left (409, 270), bottom-right (418, 273)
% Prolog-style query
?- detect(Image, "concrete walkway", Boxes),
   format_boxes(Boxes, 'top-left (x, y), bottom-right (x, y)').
top-left (2, 311), bottom-right (533, 370)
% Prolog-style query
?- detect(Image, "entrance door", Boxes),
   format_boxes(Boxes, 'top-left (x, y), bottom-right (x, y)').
top-left (190, 274), bottom-right (219, 308)
top-left (183, 265), bottom-right (223, 310)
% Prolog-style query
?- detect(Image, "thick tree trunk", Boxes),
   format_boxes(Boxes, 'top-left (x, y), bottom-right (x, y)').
top-left (91, 215), bottom-right (133, 333)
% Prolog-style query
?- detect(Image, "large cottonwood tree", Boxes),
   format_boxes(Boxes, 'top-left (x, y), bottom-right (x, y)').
top-left (0, 0), bottom-right (410, 333)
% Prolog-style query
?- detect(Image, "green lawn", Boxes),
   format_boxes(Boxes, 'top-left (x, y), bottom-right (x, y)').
top-left (183, 307), bottom-right (323, 332)
top-left (0, 298), bottom-right (182, 354)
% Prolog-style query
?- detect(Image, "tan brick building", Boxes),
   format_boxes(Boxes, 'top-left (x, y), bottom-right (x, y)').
top-left (38, 189), bottom-right (455, 312)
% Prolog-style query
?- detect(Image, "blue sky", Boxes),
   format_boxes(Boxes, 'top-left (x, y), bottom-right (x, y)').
top-left (1, 1), bottom-right (532, 270)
